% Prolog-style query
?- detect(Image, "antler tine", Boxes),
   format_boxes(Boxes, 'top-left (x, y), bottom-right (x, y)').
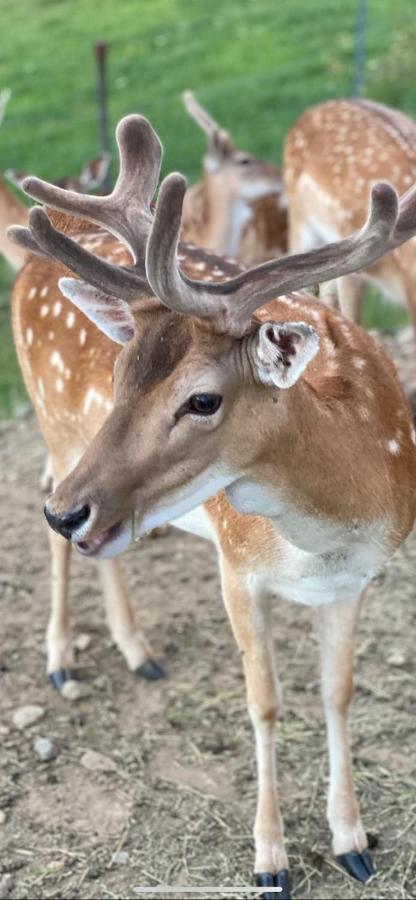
top-left (20, 115), bottom-right (162, 263)
top-left (8, 207), bottom-right (149, 301)
top-left (6, 224), bottom-right (50, 260)
top-left (147, 179), bottom-right (416, 335)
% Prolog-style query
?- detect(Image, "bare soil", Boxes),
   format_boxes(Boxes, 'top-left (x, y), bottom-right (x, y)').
top-left (0, 329), bottom-right (415, 900)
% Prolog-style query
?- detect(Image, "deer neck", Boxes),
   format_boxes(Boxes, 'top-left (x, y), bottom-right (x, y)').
top-left (225, 377), bottom-right (397, 554)
top-left (0, 178), bottom-right (28, 269)
top-left (201, 176), bottom-right (253, 258)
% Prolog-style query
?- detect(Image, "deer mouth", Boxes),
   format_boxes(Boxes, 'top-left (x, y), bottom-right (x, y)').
top-left (75, 518), bottom-right (131, 559)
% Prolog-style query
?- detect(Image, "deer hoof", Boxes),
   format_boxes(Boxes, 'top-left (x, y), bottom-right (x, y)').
top-left (49, 668), bottom-right (76, 691)
top-left (336, 848), bottom-right (375, 882)
top-left (256, 870), bottom-right (291, 900)
top-left (135, 659), bottom-right (167, 680)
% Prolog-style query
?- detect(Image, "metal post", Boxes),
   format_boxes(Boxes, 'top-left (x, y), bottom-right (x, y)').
top-left (94, 41), bottom-right (111, 190)
top-left (353, 0), bottom-right (368, 96)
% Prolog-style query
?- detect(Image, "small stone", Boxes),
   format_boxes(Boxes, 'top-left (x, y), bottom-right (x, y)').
top-left (387, 651), bottom-right (406, 667)
top-left (80, 750), bottom-right (117, 773)
top-left (0, 810), bottom-right (6, 825)
top-left (111, 850), bottom-right (129, 866)
top-left (13, 705), bottom-right (45, 730)
top-left (61, 679), bottom-right (90, 701)
top-left (74, 633), bottom-right (92, 652)
top-left (34, 736), bottom-right (57, 762)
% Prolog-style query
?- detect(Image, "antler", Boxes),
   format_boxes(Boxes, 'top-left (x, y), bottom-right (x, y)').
top-left (182, 90), bottom-right (234, 153)
top-left (7, 115), bottom-right (161, 299)
top-left (146, 176), bottom-right (416, 335)
top-left (9, 112), bottom-right (416, 338)
top-left (0, 88), bottom-right (11, 128)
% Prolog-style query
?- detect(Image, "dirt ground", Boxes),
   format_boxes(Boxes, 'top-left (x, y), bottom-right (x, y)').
top-left (0, 328), bottom-right (415, 900)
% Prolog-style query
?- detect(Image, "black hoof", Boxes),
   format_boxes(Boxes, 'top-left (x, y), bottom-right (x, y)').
top-left (256, 870), bottom-right (291, 900)
top-left (49, 668), bottom-right (76, 691)
top-left (135, 659), bottom-right (167, 680)
top-left (337, 848), bottom-right (375, 882)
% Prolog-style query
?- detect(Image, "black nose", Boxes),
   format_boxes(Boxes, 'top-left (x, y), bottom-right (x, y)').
top-left (44, 503), bottom-right (91, 540)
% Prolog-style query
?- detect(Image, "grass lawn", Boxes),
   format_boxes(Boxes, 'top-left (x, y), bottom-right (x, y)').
top-left (0, 0), bottom-right (414, 416)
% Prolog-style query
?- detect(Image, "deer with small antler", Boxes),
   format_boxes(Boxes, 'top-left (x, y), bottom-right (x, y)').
top-left (284, 98), bottom-right (416, 332)
top-left (9, 113), bottom-right (416, 898)
top-left (181, 91), bottom-right (287, 265)
top-left (0, 87), bottom-right (111, 271)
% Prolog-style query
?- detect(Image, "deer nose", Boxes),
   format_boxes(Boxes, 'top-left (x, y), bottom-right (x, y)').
top-left (44, 503), bottom-right (91, 540)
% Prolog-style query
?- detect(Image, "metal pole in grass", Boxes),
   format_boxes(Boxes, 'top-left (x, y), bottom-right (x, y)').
top-left (353, 0), bottom-right (367, 96)
top-left (94, 40), bottom-right (111, 190)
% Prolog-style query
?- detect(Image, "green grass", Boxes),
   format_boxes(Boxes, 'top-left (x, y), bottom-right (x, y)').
top-left (0, 0), bottom-right (415, 416)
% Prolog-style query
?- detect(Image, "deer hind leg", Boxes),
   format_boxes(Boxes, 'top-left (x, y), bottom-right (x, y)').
top-left (221, 560), bottom-right (290, 900)
top-left (318, 596), bottom-right (375, 883)
top-left (98, 558), bottom-right (166, 680)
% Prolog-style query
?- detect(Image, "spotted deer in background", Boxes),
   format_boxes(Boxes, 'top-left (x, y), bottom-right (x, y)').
top-left (284, 98), bottom-right (416, 331)
top-left (0, 87), bottom-right (110, 272)
top-left (181, 91), bottom-right (287, 265)
top-left (10, 114), bottom-right (416, 898)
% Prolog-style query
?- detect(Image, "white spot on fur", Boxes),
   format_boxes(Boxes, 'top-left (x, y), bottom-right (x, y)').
top-left (79, 328), bottom-right (87, 346)
top-left (387, 439), bottom-right (400, 455)
top-left (53, 301), bottom-right (62, 316)
top-left (28, 287), bottom-right (37, 300)
top-left (55, 378), bottom-right (64, 393)
top-left (352, 356), bottom-right (365, 370)
top-left (48, 330), bottom-right (55, 340)
top-left (50, 351), bottom-right (65, 374)
top-left (41, 286), bottom-right (49, 298)
top-left (40, 304), bottom-right (49, 317)
top-left (83, 387), bottom-right (105, 414)
top-left (66, 312), bottom-right (75, 328)
top-left (26, 328), bottom-right (33, 346)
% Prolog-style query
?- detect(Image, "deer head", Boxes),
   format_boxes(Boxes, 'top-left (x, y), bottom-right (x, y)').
top-left (5, 151), bottom-right (111, 195)
top-left (9, 114), bottom-right (416, 559)
top-left (183, 91), bottom-right (283, 204)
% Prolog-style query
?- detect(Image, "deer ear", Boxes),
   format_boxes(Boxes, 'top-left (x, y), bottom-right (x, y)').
top-left (59, 278), bottom-right (135, 345)
top-left (254, 321), bottom-right (319, 388)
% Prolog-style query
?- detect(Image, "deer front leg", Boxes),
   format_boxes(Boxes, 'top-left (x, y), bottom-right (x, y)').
top-left (318, 596), bottom-right (375, 883)
top-left (221, 561), bottom-right (291, 900)
top-left (47, 528), bottom-right (77, 694)
top-left (98, 558), bottom-right (166, 680)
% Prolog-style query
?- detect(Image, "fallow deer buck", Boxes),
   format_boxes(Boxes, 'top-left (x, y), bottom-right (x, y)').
top-left (284, 98), bottom-right (416, 331)
top-left (9, 114), bottom-right (416, 898)
top-left (181, 91), bottom-right (287, 265)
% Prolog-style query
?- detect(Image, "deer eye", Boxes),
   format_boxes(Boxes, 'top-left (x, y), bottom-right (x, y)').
top-left (237, 156), bottom-right (254, 166)
top-left (187, 393), bottom-right (222, 416)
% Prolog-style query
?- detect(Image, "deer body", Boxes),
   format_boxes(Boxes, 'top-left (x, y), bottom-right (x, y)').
top-left (284, 98), bottom-right (416, 324)
top-left (10, 113), bottom-right (416, 895)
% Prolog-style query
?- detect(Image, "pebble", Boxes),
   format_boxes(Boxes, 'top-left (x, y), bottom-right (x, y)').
top-left (387, 650), bottom-right (407, 667)
top-left (80, 750), bottom-right (117, 773)
top-left (74, 633), bottom-right (92, 652)
top-left (61, 679), bottom-right (91, 701)
top-left (111, 850), bottom-right (129, 866)
top-left (13, 705), bottom-right (45, 730)
top-left (34, 736), bottom-right (57, 762)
